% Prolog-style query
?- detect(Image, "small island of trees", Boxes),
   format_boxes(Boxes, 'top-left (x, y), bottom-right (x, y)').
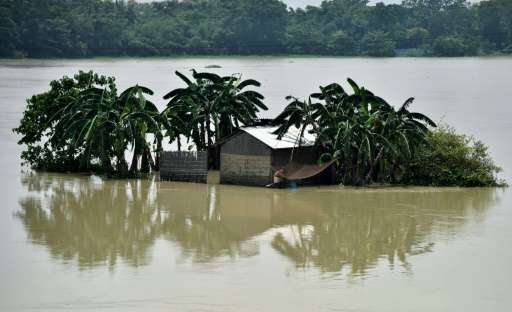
top-left (13, 70), bottom-right (505, 187)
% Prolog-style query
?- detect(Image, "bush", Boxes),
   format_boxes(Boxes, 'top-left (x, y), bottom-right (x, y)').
top-left (406, 126), bottom-right (506, 187)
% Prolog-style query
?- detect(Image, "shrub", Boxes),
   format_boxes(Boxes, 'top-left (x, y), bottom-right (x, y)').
top-left (406, 125), bottom-right (506, 187)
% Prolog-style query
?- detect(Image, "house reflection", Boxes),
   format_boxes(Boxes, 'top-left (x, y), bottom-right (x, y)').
top-left (16, 172), bottom-right (500, 273)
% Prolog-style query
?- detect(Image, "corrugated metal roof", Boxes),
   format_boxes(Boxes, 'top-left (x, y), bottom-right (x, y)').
top-left (241, 125), bottom-right (315, 150)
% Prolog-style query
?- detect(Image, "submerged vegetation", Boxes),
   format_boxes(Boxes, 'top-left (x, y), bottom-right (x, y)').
top-left (14, 70), bottom-right (505, 187)
top-left (1, 0), bottom-right (512, 58)
top-left (407, 125), bottom-right (505, 187)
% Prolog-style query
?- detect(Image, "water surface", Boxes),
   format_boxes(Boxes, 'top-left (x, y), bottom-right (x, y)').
top-left (1, 57), bottom-right (511, 311)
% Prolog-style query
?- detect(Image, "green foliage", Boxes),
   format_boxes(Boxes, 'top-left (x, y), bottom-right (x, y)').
top-left (359, 31), bottom-right (396, 57)
top-left (274, 78), bottom-right (437, 186)
top-left (1, 0), bottom-right (511, 57)
top-left (163, 70), bottom-right (267, 151)
top-left (13, 71), bottom-right (117, 172)
top-left (406, 126), bottom-right (506, 187)
top-left (274, 80), bottom-right (505, 187)
top-left (432, 36), bottom-right (476, 56)
top-left (13, 70), bottom-right (164, 177)
top-left (15, 69), bottom-right (505, 187)
top-left (14, 69), bottom-right (267, 176)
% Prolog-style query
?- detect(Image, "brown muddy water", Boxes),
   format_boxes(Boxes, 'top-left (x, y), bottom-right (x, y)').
top-left (1, 57), bottom-right (512, 311)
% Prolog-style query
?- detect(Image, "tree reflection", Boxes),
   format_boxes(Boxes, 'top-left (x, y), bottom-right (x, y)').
top-left (270, 188), bottom-right (500, 274)
top-left (17, 173), bottom-right (162, 268)
top-left (16, 173), bottom-right (500, 274)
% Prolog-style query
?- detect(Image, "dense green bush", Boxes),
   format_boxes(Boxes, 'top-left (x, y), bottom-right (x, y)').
top-left (406, 126), bottom-right (506, 187)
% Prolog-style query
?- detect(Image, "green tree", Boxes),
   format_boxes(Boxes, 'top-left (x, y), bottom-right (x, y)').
top-left (53, 86), bottom-right (119, 173)
top-left (13, 71), bottom-right (117, 172)
top-left (273, 78), bottom-right (437, 185)
top-left (432, 36), bottom-right (475, 56)
top-left (359, 31), bottom-right (396, 57)
top-left (117, 86), bottom-right (161, 174)
top-left (0, 1), bottom-right (20, 57)
top-left (163, 70), bottom-right (267, 150)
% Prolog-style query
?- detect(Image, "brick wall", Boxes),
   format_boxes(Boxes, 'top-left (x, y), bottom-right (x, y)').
top-left (160, 151), bottom-right (207, 183)
top-left (220, 153), bottom-right (272, 186)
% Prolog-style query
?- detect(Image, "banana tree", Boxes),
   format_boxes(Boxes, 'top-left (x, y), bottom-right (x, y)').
top-left (272, 96), bottom-right (320, 161)
top-left (211, 74), bottom-right (267, 140)
top-left (118, 85), bottom-right (161, 174)
top-left (164, 70), bottom-right (266, 150)
top-left (52, 86), bottom-right (118, 173)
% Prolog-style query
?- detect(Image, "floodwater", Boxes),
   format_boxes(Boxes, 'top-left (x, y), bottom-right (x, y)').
top-left (1, 57), bottom-right (512, 311)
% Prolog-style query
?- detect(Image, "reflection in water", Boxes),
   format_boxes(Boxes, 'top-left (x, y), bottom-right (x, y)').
top-left (17, 173), bottom-right (161, 268)
top-left (270, 189), bottom-right (499, 274)
top-left (16, 172), bottom-right (500, 275)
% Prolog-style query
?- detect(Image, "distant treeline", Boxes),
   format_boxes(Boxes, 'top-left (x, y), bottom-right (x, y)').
top-left (1, 0), bottom-right (511, 58)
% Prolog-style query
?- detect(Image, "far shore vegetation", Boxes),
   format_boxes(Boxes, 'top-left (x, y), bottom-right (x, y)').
top-left (13, 70), bottom-right (506, 187)
top-left (1, 0), bottom-right (512, 58)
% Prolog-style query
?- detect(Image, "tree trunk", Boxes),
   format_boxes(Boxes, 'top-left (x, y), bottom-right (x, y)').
top-left (101, 154), bottom-right (113, 174)
top-left (140, 145), bottom-right (150, 174)
top-left (148, 147), bottom-right (157, 172)
top-left (100, 136), bottom-right (113, 174)
top-left (365, 147), bottom-right (384, 184)
top-left (116, 152), bottom-right (129, 177)
top-left (206, 115), bottom-right (212, 147)
top-left (200, 122), bottom-right (206, 150)
top-left (155, 137), bottom-right (162, 171)
top-left (130, 139), bottom-right (140, 173)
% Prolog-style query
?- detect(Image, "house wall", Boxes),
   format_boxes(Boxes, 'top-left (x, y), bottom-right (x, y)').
top-left (160, 151), bottom-right (208, 183)
top-left (220, 132), bottom-right (273, 186)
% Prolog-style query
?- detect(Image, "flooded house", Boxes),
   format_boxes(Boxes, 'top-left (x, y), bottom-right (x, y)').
top-left (160, 124), bottom-right (336, 187)
top-left (219, 125), bottom-right (335, 187)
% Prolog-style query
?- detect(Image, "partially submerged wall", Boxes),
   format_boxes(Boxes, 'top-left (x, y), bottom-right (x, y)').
top-left (221, 153), bottom-right (272, 186)
top-left (220, 132), bottom-right (272, 186)
top-left (160, 151), bottom-right (208, 183)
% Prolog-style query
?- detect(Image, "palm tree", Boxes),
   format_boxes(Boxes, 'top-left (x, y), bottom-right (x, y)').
top-left (211, 74), bottom-right (267, 140)
top-left (273, 78), bottom-right (437, 185)
top-left (52, 86), bottom-right (119, 173)
top-left (117, 85), bottom-right (161, 174)
top-left (163, 70), bottom-right (267, 150)
top-left (375, 97), bottom-right (436, 182)
top-left (272, 96), bottom-right (319, 160)
top-left (164, 70), bottom-right (216, 150)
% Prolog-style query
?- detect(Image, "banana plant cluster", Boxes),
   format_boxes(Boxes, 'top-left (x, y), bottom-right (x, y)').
top-left (163, 70), bottom-right (268, 151)
top-left (51, 84), bottom-right (163, 176)
top-left (273, 78), bottom-right (437, 185)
